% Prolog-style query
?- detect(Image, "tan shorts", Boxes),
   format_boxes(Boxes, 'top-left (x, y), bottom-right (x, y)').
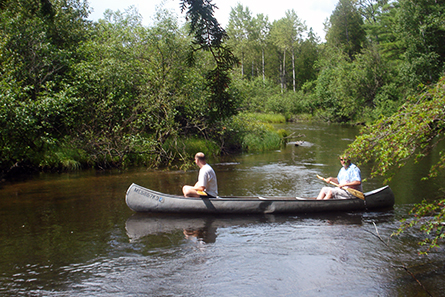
top-left (320, 187), bottom-right (356, 199)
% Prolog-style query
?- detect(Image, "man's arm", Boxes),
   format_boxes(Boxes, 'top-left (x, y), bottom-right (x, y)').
top-left (193, 182), bottom-right (205, 192)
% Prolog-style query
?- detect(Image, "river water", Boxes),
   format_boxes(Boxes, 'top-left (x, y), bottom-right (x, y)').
top-left (0, 122), bottom-right (444, 296)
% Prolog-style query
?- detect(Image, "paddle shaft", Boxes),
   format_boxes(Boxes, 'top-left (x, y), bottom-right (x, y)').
top-left (317, 175), bottom-right (365, 200)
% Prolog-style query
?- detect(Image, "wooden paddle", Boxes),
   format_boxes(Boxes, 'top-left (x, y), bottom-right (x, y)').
top-left (317, 175), bottom-right (365, 200)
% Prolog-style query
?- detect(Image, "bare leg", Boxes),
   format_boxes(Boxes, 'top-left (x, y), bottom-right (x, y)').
top-left (317, 188), bottom-right (326, 200)
top-left (182, 185), bottom-right (200, 197)
top-left (324, 190), bottom-right (333, 200)
top-left (317, 188), bottom-right (333, 200)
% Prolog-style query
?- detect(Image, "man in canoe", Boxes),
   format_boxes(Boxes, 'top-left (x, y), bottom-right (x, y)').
top-left (182, 152), bottom-right (218, 198)
top-left (316, 155), bottom-right (362, 200)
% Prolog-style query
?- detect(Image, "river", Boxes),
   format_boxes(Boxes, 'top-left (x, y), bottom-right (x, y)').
top-left (0, 122), bottom-right (444, 296)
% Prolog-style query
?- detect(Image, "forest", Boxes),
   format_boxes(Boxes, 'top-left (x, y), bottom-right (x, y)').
top-left (0, 0), bottom-right (444, 178)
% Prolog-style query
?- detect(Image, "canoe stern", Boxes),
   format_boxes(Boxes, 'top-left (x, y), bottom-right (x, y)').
top-left (364, 186), bottom-right (395, 209)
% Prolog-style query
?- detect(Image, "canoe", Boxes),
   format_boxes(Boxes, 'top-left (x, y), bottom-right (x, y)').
top-left (125, 183), bottom-right (395, 214)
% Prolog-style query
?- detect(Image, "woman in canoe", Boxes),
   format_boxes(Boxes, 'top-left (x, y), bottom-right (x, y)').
top-left (316, 155), bottom-right (362, 200)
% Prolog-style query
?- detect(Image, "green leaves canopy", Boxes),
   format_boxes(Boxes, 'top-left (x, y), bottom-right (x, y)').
top-left (346, 77), bottom-right (445, 181)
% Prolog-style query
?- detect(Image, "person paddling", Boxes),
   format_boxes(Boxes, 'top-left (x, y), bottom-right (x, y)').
top-left (316, 155), bottom-right (362, 200)
top-left (182, 152), bottom-right (218, 198)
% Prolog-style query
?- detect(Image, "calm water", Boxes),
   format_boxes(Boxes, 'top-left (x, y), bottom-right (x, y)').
top-left (0, 122), bottom-right (444, 296)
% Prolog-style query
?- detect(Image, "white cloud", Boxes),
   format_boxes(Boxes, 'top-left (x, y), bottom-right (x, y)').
top-left (87, 0), bottom-right (338, 40)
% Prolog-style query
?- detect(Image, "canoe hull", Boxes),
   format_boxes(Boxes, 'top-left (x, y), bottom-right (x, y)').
top-left (125, 183), bottom-right (395, 214)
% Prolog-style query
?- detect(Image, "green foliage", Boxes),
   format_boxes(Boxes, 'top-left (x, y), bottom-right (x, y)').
top-left (295, 29), bottom-right (320, 86)
top-left (314, 43), bottom-right (398, 123)
top-left (234, 77), bottom-right (281, 112)
top-left (393, 197), bottom-right (445, 255)
top-left (233, 76), bottom-right (314, 118)
top-left (163, 137), bottom-right (220, 168)
top-left (39, 142), bottom-right (84, 171)
top-left (0, 0), bottom-right (89, 100)
top-left (0, 2), bottom-right (228, 175)
top-left (180, 0), bottom-right (240, 122)
top-left (315, 50), bottom-right (362, 122)
top-left (226, 3), bottom-right (253, 76)
top-left (242, 131), bottom-right (281, 152)
top-left (0, 0), bottom-right (89, 174)
top-left (396, 0), bottom-right (445, 89)
top-left (1, 0), bottom-right (445, 186)
top-left (326, 0), bottom-right (367, 60)
top-left (219, 113), bottom-right (284, 153)
top-left (346, 77), bottom-right (445, 181)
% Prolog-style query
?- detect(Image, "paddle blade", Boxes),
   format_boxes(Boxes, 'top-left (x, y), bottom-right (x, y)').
top-left (345, 187), bottom-right (365, 200)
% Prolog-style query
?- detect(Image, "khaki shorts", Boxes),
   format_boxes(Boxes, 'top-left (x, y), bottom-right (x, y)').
top-left (320, 187), bottom-right (356, 199)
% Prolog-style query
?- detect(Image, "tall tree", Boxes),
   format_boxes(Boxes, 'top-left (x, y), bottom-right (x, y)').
top-left (367, 2), bottom-right (403, 62)
top-left (250, 13), bottom-right (270, 82)
top-left (295, 28), bottom-right (320, 87)
top-left (270, 10), bottom-right (306, 92)
top-left (396, 0), bottom-right (445, 88)
top-left (180, 0), bottom-right (239, 121)
top-left (357, 0), bottom-right (390, 46)
top-left (357, 0), bottom-right (389, 25)
top-left (326, 0), bottom-right (366, 60)
top-left (227, 4), bottom-right (253, 77)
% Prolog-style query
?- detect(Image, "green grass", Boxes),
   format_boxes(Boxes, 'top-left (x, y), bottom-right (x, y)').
top-left (242, 112), bottom-right (286, 123)
top-left (242, 129), bottom-right (282, 152)
top-left (225, 113), bottom-right (288, 152)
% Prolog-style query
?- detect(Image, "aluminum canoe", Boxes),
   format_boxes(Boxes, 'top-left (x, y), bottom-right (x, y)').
top-left (125, 183), bottom-right (395, 214)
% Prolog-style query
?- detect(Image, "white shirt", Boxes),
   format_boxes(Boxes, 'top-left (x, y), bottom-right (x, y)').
top-left (197, 164), bottom-right (218, 197)
top-left (337, 163), bottom-right (363, 192)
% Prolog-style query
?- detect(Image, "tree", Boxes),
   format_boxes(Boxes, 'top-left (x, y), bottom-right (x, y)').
top-left (357, 0), bottom-right (389, 26)
top-left (0, 0), bottom-right (90, 174)
top-left (0, 0), bottom-right (89, 100)
top-left (295, 28), bottom-right (320, 88)
top-left (251, 13), bottom-right (270, 82)
top-left (73, 6), bottom-right (213, 167)
top-left (396, 0), bottom-right (445, 89)
top-left (227, 4), bottom-right (253, 77)
top-left (326, 0), bottom-right (366, 60)
top-left (270, 10), bottom-right (306, 92)
top-left (346, 76), bottom-right (445, 253)
top-left (180, 0), bottom-right (239, 121)
top-left (366, 1), bottom-right (404, 63)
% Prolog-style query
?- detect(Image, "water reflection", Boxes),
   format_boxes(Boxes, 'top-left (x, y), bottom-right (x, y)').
top-left (125, 211), bottom-right (396, 243)
top-left (125, 213), bottom-right (274, 243)
top-left (121, 209), bottom-right (442, 296)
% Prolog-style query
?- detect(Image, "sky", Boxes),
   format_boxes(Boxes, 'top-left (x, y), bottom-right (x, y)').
top-left (86, 0), bottom-right (339, 40)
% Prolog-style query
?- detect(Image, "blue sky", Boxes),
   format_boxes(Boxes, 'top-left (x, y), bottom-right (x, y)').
top-left (87, 0), bottom-right (338, 40)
